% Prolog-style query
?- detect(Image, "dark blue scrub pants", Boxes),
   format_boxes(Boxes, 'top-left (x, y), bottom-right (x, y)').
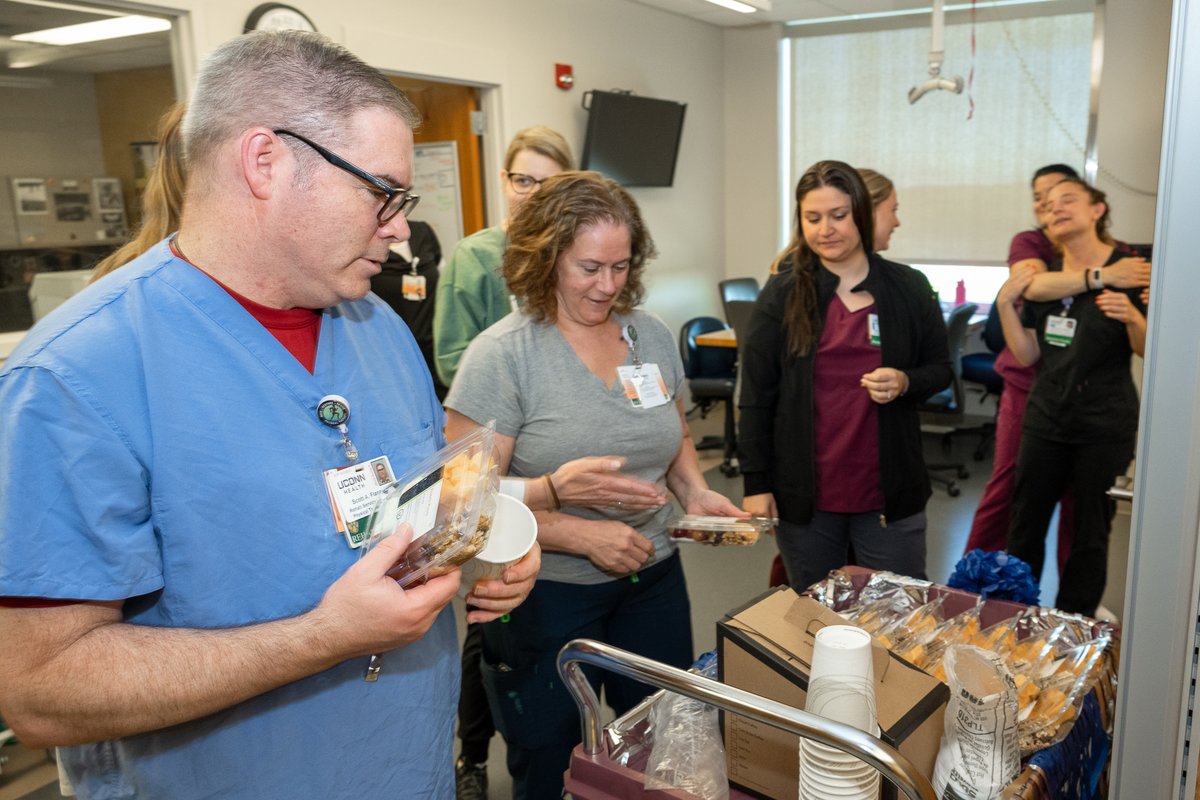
top-left (478, 552), bottom-right (692, 800)
top-left (776, 510), bottom-right (928, 593)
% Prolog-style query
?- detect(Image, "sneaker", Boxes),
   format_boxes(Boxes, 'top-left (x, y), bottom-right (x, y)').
top-left (455, 756), bottom-right (488, 800)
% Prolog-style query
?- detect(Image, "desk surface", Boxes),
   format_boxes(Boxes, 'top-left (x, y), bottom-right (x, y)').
top-left (694, 328), bottom-right (737, 348)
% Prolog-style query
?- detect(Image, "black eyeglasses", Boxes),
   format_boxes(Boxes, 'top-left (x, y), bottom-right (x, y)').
top-left (274, 129), bottom-right (420, 223)
top-left (506, 172), bottom-right (548, 195)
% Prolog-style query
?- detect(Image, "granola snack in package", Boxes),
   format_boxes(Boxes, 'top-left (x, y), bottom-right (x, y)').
top-left (665, 515), bottom-right (773, 546)
top-left (361, 423), bottom-right (499, 587)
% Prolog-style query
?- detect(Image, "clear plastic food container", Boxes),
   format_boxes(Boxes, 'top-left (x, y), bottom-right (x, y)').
top-left (665, 515), bottom-right (774, 546)
top-left (361, 424), bottom-right (500, 587)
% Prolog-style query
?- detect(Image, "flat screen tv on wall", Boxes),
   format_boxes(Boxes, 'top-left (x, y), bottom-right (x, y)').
top-left (580, 90), bottom-right (687, 187)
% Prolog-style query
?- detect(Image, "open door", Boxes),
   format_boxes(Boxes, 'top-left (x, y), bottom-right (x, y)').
top-left (389, 76), bottom-right (485, 244)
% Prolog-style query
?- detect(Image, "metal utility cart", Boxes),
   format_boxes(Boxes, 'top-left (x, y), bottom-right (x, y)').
top-left (558, 638), bottom-right (937, 800)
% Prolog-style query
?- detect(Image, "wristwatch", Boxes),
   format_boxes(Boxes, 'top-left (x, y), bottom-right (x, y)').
top-left (1091, 267), bottom-right (1104, 289)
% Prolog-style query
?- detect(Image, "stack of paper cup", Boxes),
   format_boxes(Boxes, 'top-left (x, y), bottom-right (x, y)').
top-left (798, 625), bottom-right (881, 800)
top-left (457, 493), bottom-right (538, 599)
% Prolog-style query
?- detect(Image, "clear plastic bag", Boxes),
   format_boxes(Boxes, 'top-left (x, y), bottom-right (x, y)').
top-left (643, 659), bottom-right (729, 799)
top-left (360, 424), bottom-right (499, 587)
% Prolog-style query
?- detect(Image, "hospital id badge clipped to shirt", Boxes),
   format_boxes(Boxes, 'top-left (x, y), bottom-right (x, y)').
top-left (323, 455), bottom-right (397, 548)
top-left (868, 313), bottom-right (881, 346)
top-left (1045, 314), bottom-right (1077, 347)
top-left (401, 274), bottom-right (426, 301)
top-left (617, 363), bottom-right (671, 409)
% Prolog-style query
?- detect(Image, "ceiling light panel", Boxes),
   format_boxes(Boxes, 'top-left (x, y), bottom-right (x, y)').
top-left (12, 14), bottom-right (169, 45)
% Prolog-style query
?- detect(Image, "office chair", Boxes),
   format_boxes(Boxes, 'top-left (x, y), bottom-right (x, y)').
top-left (680, 316), bottom-right (738, 477)
top-left (919, 302), bottom-right (978, 496)
top-left (959, 300), bottom-right (1006, 460)
top-left (723, 299), bottom-right (756, 355)
top-left (718, 277), bottom-right (760, 323)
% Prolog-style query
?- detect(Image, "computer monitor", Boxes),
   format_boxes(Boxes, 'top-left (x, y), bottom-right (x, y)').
top-left (580, 90), bottom-right (687, 187)
top-left (29, 269), bottom-right (94, 322)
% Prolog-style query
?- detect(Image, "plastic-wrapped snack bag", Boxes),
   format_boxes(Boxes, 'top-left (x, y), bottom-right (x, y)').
top-left (643, 659), bottom-right (729, 799)
top-left (933, 645), bottom-right (1021, 800)
top-left (361, 423), bottom-right (499, 587)
top-left (665, 514), bottom-right (773, 546)
top-left (1006, 610), bottom-right (1112, 755)
top-left (803, 567), bottom-right (859, 611)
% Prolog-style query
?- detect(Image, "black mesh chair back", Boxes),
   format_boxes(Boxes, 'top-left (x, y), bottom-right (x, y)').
top-left (719, 277), bottom-right (760, 323)
top-left (723, 300), bottom-right (757, 360)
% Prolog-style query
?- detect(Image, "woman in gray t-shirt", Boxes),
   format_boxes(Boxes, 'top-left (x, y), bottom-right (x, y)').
top-left (445, 171), bottom-right (743, 800)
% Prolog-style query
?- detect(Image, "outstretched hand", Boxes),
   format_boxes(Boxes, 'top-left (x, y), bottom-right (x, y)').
top-left (552, 456), bottom-right (668, 511)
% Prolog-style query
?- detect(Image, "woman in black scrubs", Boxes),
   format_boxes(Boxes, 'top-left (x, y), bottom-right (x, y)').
top-left (999, 177), bottom-right (1147, 615)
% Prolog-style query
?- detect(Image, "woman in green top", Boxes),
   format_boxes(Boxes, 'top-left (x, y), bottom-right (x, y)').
top-left (433, 126), bottom-right (574, 386)
top-left (433, 125), bottom-right (573, 797)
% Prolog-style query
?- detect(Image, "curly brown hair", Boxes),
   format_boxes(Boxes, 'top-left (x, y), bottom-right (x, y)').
top-left (502, 171), bottom-right (656, 323)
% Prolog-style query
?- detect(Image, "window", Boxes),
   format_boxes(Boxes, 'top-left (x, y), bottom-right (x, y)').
top-left (784, 11), bottom-right (1094, 267)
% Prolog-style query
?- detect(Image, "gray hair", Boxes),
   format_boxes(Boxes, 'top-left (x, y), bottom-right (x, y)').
top-left (183, 31), bottom-right (420, 174)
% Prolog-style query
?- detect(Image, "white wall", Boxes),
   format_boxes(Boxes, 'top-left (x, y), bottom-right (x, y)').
top-left (1092, 0), bottom-right (1172, 242)
top-left (161, 0), bottom-right (727, 338)
top-left (723, 24), bottom-right (782, 287)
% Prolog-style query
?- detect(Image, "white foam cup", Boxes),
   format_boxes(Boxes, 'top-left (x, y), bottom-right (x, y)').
top-left (458, 493), bottom-right (538, 598)
top-left (805, 675), bottom-right (878, 733)
top-left (809, 625), bottom-right (875, 685)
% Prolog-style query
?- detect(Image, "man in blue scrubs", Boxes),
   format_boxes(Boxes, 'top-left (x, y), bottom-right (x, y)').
top-left (0, 31), bottom-right (539, 799)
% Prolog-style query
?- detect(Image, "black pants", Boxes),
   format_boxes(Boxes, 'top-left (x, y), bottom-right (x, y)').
top-left (1007, 432), bottom-right (1134, 615)
top-left (458, 621), bottom-right (495, 765)
top-left (479, 553), bottom-right (692, 800)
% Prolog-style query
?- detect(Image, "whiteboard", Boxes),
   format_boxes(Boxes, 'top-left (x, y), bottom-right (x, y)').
top-left (409, 141), bottom-right (464, 257)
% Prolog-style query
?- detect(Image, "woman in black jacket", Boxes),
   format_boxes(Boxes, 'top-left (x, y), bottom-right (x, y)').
top-left (739, 160), bottom-right (952, 591)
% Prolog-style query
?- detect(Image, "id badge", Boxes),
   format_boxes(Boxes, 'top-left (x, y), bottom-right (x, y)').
top-left (323, 455), bottom-right (397, 548)
top-left (1044, 315), bottom-right (1077, 348)
top-left (617, 363), bottom-right (671, 409)
top-left (868, 313), bottom-right (881, 347)
top-left (401, 274), bottom-right (426, 301)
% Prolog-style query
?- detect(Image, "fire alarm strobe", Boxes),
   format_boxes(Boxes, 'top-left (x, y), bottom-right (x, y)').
top-left (555, 63), bottom-right (575, 90)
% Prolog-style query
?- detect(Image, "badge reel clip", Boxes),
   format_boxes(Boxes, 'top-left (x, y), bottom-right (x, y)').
top-left (318, 394), bottom-right (358, 463)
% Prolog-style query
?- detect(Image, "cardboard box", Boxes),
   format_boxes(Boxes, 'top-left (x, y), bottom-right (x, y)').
top-left (718, 587), bottom-right (950, 800)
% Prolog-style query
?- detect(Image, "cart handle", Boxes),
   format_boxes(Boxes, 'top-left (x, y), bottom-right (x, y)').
top-left (557, 638), bottom-right (938, 800)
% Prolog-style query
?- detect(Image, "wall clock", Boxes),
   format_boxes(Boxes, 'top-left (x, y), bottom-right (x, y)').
top-left (244, 4), bottom-right (317, 33)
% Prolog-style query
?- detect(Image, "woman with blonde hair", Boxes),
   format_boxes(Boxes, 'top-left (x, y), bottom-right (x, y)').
top-left (433, 125), bottom-right (574, 385)
top-left (89, 103), bottom-right (186, 283)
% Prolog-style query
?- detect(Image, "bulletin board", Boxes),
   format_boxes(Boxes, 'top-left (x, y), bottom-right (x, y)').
top-left (410, 141), bottom-right (464, 256)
